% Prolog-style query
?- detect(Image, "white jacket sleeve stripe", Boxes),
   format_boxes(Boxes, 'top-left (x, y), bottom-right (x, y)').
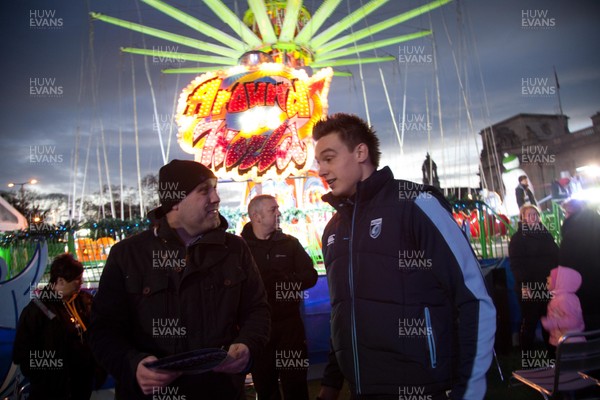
top-left (415, 194), bottom-right (496, 400)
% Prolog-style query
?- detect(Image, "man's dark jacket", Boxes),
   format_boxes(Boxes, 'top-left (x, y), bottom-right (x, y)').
top-left (515, 184), bottom-right (537, 208)
top-left (89, 215), bottom-right (270, 399)
top-left (241, 223), bottom-right (318, 321)
top-left (320, 167), bottom-right (496, 400)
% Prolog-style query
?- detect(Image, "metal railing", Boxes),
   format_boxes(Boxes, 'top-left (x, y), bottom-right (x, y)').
top-left (2, 204), bottom-right (566, 286)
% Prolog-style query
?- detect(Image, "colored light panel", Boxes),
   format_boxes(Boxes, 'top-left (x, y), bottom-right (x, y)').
top-left (177, 64), bottom-right (333, 182)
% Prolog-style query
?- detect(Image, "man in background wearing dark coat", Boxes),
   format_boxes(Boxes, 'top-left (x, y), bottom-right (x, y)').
top-left (242, 194), bottom-right (318, 400)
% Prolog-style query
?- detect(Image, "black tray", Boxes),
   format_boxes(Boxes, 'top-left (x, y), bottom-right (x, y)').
top-left (144, 348), bottom-right (228, 374)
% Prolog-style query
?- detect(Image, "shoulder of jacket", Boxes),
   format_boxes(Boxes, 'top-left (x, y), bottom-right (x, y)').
top-left (509, 230), bottom-right (524, 242)
top-left (27, 298), bottom-right (57, 320)
top-left (20, 300), bottom-right (39, 316)
top-left (112, 229), bottom-right (154, 249)
top-left (224, 232), bottom-right (247, 248)
top-left (274, 231), bottom-right (297, 243)
top-left (327, 212), bottom-right (344, 226)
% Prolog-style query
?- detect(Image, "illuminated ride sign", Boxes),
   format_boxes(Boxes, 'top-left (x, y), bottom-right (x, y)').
top-left (176, 64), bottom-right (333, 182)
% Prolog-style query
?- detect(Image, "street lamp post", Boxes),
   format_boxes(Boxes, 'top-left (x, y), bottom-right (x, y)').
top-left (7, 178), bottom-right (38, 213)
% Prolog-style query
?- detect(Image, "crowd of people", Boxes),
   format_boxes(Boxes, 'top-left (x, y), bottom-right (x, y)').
top-left (11, 113), bottom-right (599, 399)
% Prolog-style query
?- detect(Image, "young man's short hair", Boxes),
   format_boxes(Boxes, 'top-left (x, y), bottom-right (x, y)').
top-left (313, 113), bottom-right (382, 168)
top-left (49, 253), bottom-right (84, 284)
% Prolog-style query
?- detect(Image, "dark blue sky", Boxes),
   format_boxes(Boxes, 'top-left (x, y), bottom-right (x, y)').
top-left (1, 0), bottom-right (599, 200)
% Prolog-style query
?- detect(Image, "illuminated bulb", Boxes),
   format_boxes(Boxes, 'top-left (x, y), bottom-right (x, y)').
top-left (238, 51), bottom-right (273, 66)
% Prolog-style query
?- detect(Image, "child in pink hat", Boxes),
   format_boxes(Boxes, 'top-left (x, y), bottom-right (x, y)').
top-left (541, 266), bottom-right (585, 347)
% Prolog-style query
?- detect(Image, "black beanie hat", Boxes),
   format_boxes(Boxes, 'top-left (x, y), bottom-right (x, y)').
top-left (156, 160), bottom-right (216, 217)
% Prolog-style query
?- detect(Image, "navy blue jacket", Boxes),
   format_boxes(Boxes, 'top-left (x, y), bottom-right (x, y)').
top-left (321, 167), bottom-right (496, 399)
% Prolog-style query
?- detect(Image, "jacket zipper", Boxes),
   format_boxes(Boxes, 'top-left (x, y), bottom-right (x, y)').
top-left (349, 200), bottom-right (361, 393)
top-left (424, 307), bottom-right (437, 368)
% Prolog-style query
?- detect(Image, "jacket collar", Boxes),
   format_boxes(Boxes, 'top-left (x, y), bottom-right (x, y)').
top-left (322, 166), bottom-right (394, 211)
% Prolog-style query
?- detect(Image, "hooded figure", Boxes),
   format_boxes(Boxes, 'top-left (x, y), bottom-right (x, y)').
top-left (541, 266), bottom-right (585, 346)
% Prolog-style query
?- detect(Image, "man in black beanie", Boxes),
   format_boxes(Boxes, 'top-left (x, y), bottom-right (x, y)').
top-left (90, 159), bottom-right (270, 399)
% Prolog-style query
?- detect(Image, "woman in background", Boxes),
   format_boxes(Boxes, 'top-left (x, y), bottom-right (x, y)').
top-left (509, 205), bottom-right (559, 351)
top-left (13, 253), bottom-right (100, 399)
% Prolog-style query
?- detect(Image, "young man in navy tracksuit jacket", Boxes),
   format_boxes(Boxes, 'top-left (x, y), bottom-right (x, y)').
top-left (312, 113), bottom-right (496, 400)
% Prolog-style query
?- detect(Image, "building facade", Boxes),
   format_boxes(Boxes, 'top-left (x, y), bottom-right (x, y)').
top-left (479, 112), bottom-right (600, 209)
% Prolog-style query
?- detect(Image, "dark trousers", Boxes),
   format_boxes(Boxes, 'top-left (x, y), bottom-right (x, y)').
top-left (519, 300), bottom-right (549, 351)
top-left (28, 369), bottom-right (93, 400)
top-left (251, 317), bottom-right (309, 400)
top-left (583, 313), bottom-right (600, 331)
top-left (115, 373), bottom-right (245, 400)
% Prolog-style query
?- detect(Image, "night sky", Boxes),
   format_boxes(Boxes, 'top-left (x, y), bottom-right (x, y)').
top-left (1, 0), bottom-right (599, 208)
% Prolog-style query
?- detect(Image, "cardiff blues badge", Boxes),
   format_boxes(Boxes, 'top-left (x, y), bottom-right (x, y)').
top-left (369, 218), bottom-right (382, 239)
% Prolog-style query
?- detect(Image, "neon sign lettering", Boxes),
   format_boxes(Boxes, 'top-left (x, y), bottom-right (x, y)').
top-left (177, 64), bottom-right (332, 181)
